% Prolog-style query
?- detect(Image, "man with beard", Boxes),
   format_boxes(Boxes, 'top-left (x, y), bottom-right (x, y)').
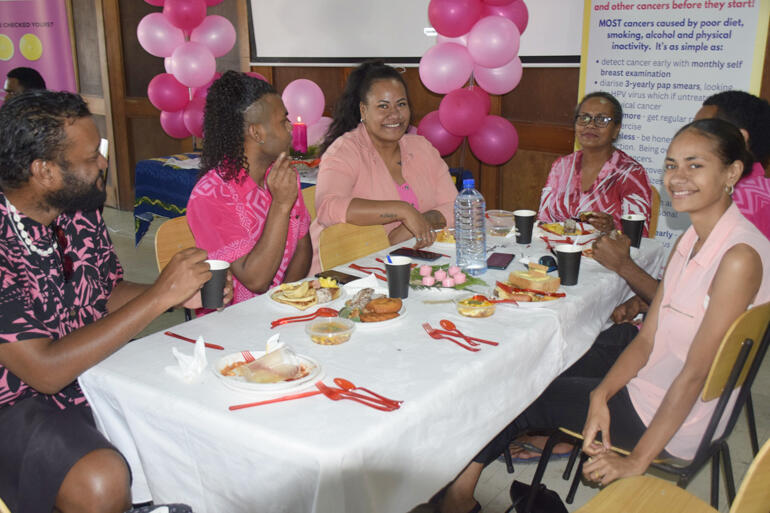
top-left (0, 91), bottom-right (227, 513)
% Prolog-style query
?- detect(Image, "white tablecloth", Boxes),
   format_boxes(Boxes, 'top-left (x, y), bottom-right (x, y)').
top-left (79, 236), bottom-right (664, 513)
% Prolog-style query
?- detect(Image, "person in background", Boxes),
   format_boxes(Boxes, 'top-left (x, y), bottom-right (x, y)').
top-left (0, 91), bottom-right (223, 513)
top-left (440, 118), bottom-right (770, 513)
top-left (538, 91), bottom-right (652, 235)
top-left (309, 61), bottom-right (457, 274)
top-left (3, 67), bottom-right (46, 100)
top-left (187, 71), bottom-right (311, 305)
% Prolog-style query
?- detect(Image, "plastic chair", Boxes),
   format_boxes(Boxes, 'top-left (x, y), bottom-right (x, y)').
top-left (648, 186), bottom-right (660, 237)
top-left (515, 302), bottom-right (770, 512)
top-left (154, 216), bottom-right (197, 320)
top-left (318, 223), bottom-right (389, 270)
top-left (301, 186), bottom-right (316, 222)
top-left (575, 437), bottom-right (770, 513)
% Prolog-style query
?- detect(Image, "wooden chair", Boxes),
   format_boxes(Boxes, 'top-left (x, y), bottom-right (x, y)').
top-left (575, 437), bottom-right (770, 513)
top-left (648, 186), bottom-right (660, 237)
top-left (301, 185), bottom-right (316, 222)
top-left (154, 216), bottom-right (197, 320)
top-left (515, 302), bottom-right (770, 512)
top-left (318, 223), bottom-right (389, 270)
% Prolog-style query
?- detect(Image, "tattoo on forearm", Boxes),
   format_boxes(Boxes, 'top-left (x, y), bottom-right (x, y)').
top-left (380, 212), bottom-right (398, 219)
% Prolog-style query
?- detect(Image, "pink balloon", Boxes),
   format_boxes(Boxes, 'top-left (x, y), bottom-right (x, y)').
top-left (183, 97), bottom-right (205, 138)
top-left (282, 79), bottom-right (325, 125)
top-left (473, 56), bottom-right (523, 95)
top-left (169, 42), bottom-right (216, 88)
top-left (246, 71), bottom-right (269, 82)
top-left (481, 0), bottom-right (529, 34)
top-left (190, 15), bottom-right (236, 57)
top-left (467, 16), bottom-right (520, 68)
top-left (438, 88), bottom-right (487, 136)
top-left (307, 116), bottom-right (333, 146)
top-left (468, 115), bottom-right (518, 165)
top-left (417, 110), bottom-right (463, 156)
top-left (428, 0), bottom-right (482, 37)
top-left (145, 0), bottom-right (164, 5)
top-left (147, 73), bottom-right (190, 112)
top-left (436, 33), bottom-right (468, 46)
top-left (467, 85), bottom-right (490, 115)
top-left (164, 57), bottom-right (174, 74)
top-left (419, 43), bottom-right (473, 94)
top-left (163, 0), bottom-right (206, 31)
top-left (137, 13), bottom-right (185, 58)
top-left (160, 109), bottom-right (191, 139)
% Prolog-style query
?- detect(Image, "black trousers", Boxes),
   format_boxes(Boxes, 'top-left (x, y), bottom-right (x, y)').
top-left (475, 323), bottom-right (648, 464)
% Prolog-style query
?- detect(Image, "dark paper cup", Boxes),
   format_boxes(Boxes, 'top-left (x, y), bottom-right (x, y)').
top-left (555, 244), bottom-right (581, 286)
top-left (385, 256), bottom-right (411, 299)
top-left (621, 214), bottom-right (645, 248)
top-left (513, 209), bottom-right (536, 244)
top-left (201, 259), bottom-right (230, 309)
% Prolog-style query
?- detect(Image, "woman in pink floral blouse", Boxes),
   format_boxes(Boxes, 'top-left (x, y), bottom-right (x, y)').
top-left (538, 92), bottom-right (652, 236)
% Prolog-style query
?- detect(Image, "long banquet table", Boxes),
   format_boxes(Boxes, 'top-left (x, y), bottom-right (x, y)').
top-left (79, 235), bottom-right (665, 513)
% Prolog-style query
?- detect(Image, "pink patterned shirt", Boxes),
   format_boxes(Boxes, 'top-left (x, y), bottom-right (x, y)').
top-left (187, 167), bottom-right (310, 305)
top-left (0, 192), bottom-right (123, 409)
top-left (734, 162), bottom-right (770, 240)
top-left (538, 149), bottom-right (652, 236)
top-left (627, 204), bottom-right (770, 459)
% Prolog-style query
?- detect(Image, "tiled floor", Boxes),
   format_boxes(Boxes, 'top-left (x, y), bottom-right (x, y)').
top-left (103, 206), bottom-right (769, 513)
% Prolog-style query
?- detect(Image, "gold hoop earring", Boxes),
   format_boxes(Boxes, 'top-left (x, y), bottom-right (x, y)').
top-left (725, 183), bottom-right (734, 196)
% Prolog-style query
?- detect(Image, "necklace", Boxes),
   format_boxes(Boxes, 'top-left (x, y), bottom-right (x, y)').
top-left (4, 196), bottom-right (56, 256)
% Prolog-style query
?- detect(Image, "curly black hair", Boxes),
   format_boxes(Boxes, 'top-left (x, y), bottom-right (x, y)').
top-left (0, 90), bottom-right (89, 190)
top-left (576, 91), bottom-right (623, 125)
top-left (703, 91), bottom-right (770, 167)
top-left (7, 67), bottom-right (46, 91)
top-left (319, 61), bottom-right (409, 155)
top-left (200, 70), bottom-right (276, 182)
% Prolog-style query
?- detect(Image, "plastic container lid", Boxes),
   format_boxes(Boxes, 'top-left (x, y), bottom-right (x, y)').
top-left (462, 178), bottom-right (475, 189)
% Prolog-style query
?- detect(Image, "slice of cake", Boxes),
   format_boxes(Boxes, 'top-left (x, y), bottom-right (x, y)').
top-left (508, 264), bottom-right (560, 293)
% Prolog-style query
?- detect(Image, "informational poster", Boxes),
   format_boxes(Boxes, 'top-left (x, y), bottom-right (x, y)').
top-left (580, 0), bottom-right (769, 251)
top-left (0, 0), bottom-right (76, 101)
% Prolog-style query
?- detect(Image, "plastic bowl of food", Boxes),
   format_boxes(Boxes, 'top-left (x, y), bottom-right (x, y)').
top-left (305, 318), bottom-right (355, 346)
top-left (454, 294), bottom-right (496, 318)
top-left (486, 209), bottom-right (515, 236)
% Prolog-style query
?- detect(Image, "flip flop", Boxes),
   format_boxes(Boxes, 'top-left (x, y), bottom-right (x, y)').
top-left (504, 440), bottom-right (573, 464)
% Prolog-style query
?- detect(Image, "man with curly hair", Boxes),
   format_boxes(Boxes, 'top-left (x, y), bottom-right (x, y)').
top-left (187, 71), bottom-right (311, 305)
top-left (0, 91), bottom-right (219, 512)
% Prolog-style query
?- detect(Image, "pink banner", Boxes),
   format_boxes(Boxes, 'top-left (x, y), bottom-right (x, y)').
top-left (0, 0), bottom-right (77, 101)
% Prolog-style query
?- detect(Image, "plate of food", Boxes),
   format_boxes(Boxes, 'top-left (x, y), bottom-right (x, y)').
top-left (538, 220), bottom-right (598, 243)
top-left (410, 264), bottom-right (487, 290)
top-left (429, 227), bottom-right (456, 250)
top-left (494, 264), bottom-right (566, 307)
top-left (213, 348), bottom-right (322, 393)
top-left (338, 288), bottom-right (406, 326)
top-left (269, 278), bottom-right (344, 311)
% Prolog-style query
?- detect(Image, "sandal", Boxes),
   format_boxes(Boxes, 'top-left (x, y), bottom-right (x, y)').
top-left (506, 441), bottom-right (572, 464)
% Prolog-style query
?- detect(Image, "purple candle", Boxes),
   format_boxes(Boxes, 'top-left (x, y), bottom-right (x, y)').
top-left (292, 116), bottom-right (308, 154)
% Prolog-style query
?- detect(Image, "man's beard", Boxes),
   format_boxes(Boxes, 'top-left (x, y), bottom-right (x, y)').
top-left (45, 164), bottom-right (106, 213)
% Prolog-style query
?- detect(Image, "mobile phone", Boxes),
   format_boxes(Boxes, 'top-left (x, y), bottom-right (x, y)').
top-left (487, 252), bottom-right (515, 270)
top-left (314, 270), bottom-right (360, 284)
top-left (389, 247), bottom-right (443, 261)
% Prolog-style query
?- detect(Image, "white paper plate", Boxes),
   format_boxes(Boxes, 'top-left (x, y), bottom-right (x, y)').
top-left (213, 351), bottom-right (322, 393)
top-left (347, 302), bottom-right (407, 328)
top-left (268, 281), bottom-right (346, 311)
top-left (494, 288), bottom-right (566, 308)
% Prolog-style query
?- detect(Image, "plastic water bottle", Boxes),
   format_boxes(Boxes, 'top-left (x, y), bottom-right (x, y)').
top-left (454, 178), bottom-right (487, 275)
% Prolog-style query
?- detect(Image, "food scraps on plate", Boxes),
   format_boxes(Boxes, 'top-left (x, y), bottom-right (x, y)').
top-left (220, 346), bottom-right (312, 383)
top-left (270, 278), bottom-right (341, 310)
top-left (434, 228), bottom-right (455, 244)
top-left (495, 281), bottom-right (566, 303)
top-left (410, 264), bottom-right (486, 290)
top-left (540, 220), bottom-right (594, 237)
top-left (338, 288), bottom-right (403, 323)
top-left (507, 263), bottom-right (561, 293)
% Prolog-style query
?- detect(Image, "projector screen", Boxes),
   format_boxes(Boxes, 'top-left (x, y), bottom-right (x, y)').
top-left (248, 0), bottom-right (583, 67)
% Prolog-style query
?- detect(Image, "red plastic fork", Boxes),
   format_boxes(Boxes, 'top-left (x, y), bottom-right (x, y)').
top-left (241, 351), bottom-right (255, 362)
top-left (439, 319), bottom-right (499, 346)
top-left (348, 263), bottom-right (387, 281)
top-left (421, 323), bottom-right (480, 352)
top-left (270, 307), bottom-right (339, 328)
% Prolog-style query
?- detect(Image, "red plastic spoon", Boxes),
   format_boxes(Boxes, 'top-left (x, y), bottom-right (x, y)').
top-left (439, 319), bottom-right (499, 346)
top-left (333, 378), bottom-right (403, 407)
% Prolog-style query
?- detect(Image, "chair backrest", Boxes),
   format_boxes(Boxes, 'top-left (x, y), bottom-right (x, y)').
top-left (731, 438), bottom-right (770, 513)
top-left (301, 185), bottom-right (316, 222)
top-left (648, 186), bottom-right (660, 238)
top-left (702, 302), bottom-right (770, 401)
top-left (155, 216), bottom-right (196, 272)
top-left (319, 223), bottom-right (389, 270)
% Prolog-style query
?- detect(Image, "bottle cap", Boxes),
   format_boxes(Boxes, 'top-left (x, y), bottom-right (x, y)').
top-left (462, 178), bottom-right (475, 189)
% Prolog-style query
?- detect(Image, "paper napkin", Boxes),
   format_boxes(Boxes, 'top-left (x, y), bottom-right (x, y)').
top-left (165, 335), bottom-right (208, 384)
